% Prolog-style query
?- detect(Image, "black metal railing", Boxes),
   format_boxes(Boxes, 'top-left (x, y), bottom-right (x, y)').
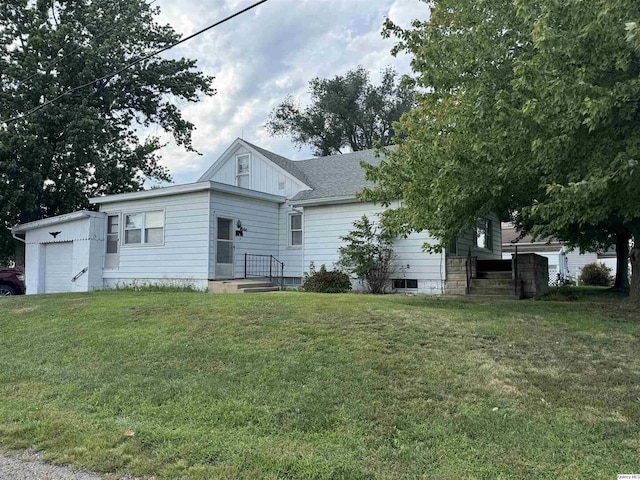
top-left (465, 248), bottom-right (472, 294)
top-left (71, 267), bottom-right (88, 282)
top-left (244, 254), bottom-right (284, 290)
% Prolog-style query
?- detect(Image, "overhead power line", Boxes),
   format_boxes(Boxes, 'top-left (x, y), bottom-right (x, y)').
top-left (2, 0), bottom-right (268, 125)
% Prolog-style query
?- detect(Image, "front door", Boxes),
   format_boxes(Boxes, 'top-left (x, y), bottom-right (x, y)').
top-left (215, 216), bottom-right (234, 279)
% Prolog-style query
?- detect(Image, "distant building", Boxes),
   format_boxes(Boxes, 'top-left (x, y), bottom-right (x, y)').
top-left (501, 223), bottom-right (616, 284)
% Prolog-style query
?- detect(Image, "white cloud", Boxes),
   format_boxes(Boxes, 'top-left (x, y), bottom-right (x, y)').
top-left (151, 0), bottom-right (429, 184)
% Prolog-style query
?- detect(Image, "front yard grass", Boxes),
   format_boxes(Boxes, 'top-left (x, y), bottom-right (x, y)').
top-left (0, 291), bottom-right (638, 479)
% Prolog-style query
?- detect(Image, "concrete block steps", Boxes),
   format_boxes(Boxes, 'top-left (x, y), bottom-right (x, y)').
top-left (467, 278), bottom-right (519, 299)
top-left (208, 278), bottom-right (280, 294)
top-left (476, 271), bottom-right (512, 280)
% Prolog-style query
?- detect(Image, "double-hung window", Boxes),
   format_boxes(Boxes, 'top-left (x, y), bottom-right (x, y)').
top-left (236, 154), bottom-right (250, 188)
top-left (124, 210), bottom-right (164, 246)
top-left (289, 213), bottom-right (302, 247)
top-left (106, 215), bottom-right (120, 254)
top-left (474, 218), bottom-right (492, 250)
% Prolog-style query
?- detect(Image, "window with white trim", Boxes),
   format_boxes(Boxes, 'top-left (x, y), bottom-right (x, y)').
top-left (106, 215), bottom-right (120, 254)
top-left (289, 213), bottom-right (302, 247)
top-left (236, 154), bottom-right (250, 188)
top-left (474, 218), bottom-right (492, 250)
top-left (124, 211), bottom-right (164, 245)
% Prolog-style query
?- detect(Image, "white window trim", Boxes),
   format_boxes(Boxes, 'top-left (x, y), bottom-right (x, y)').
top-left (288, 212), bottom-right (303, 249)
top-left (235, 153), bottom-right (250, 188)
top-left (474, 218), bottom-right (493, 251)
top-left (105, 213), bottom-right (121, 255)
top-left (121, 209), bottom-right (166, 248)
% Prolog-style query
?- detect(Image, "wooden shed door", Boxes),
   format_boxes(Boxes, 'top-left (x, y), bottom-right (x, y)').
top-left (215, 217), bottom-right (234, 279)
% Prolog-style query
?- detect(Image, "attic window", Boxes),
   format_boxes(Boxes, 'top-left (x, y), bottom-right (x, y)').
top-left (236, 154), bottom-right (250, 188)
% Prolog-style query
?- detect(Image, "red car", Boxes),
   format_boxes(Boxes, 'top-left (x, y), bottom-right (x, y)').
top-left (0, 268), bottom-right (25, 296)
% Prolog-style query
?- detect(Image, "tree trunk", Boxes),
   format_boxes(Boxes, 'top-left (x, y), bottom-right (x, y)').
top-left (630, 242), bottom-right (640, 303)
top-left (613, 230), bottom-right (630, 292)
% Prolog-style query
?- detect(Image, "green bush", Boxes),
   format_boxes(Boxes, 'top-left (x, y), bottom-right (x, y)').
top-left (302, 263), bottom-right (352, 293)
top-left (337, 215), bottom-right (395, 294)
top-left (578, 262), bottom-right (612, 286)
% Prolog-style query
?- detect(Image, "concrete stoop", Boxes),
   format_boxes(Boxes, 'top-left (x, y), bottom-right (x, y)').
top-left (208, 278), bottom-right (280, 294)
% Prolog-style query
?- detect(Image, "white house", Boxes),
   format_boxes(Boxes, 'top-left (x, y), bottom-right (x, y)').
top-left (12, 138), bottom-right (504, 295)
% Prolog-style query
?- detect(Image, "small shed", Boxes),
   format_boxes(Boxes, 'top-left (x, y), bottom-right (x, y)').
top-left (12, 211), bottom-right (106, 294)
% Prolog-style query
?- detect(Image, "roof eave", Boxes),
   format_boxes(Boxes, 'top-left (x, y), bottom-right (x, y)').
top-left (89, 181), bottom-right (287, 206)
top-left (89, 182), bottom-right (212, 205)
top-left (290, 195), bottom-right (361, 207)
top-left (12, 210), bottom-right (104, 233)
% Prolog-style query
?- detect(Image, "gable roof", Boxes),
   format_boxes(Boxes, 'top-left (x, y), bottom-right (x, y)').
top-left (197, 138), bottom-right (312, 189)
top-left (290, 148), bottom-right (393, 202)
top-left (241, 140), bottom-right (311, 186)
top-left (238, 142), bottom-right (394, 203)
top-left (199, 138), bottom-right (394, 204)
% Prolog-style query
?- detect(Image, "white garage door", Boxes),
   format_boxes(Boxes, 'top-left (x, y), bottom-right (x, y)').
top-left (45, 242), bottom-right (73, 293)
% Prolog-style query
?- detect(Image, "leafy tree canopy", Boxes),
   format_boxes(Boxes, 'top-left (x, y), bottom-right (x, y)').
top-left (266, 66), bottom-right (415, 157)
top-left (363, 0), bottom-right (640, 300)
top-left (0, 0), bottom-right (214, 263)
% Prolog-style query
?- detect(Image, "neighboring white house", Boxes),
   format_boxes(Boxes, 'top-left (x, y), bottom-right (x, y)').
top-left (501, 223), bottom-right (617, 284)
top-left (12, 138), bottom-right (503, 295)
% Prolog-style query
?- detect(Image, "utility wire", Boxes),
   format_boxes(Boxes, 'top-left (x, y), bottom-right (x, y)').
top-left (2, 0), bottom-right (268, 125)
top-left (23, 0), bottom-right (158, 85)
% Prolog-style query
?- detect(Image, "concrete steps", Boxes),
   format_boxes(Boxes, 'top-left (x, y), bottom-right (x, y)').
top-left (208, 278), bottom-right (280, 294)
top-left (468, 278), bottom-right (519, 299)
top-left (477, 271), bottom-right (512, 280)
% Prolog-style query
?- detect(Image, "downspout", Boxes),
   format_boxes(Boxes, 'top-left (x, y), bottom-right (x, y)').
top-left (12, 232), bottom-right (26, 244)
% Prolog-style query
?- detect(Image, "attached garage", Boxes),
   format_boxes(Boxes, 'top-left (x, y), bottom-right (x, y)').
top-left (11, 211), bottom-right (106, 295)
top-left (44, 242), bottom-right (73, 293)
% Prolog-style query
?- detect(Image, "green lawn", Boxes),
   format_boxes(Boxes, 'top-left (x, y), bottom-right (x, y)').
top-left (0, 291), bottom-right (638, 479)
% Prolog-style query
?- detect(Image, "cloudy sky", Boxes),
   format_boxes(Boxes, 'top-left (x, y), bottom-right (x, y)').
top-left (151, 0), bottom-right (430, 184)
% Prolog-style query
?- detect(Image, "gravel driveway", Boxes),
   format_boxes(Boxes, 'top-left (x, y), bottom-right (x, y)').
top-left (0, 451), bottom-right (138, 480)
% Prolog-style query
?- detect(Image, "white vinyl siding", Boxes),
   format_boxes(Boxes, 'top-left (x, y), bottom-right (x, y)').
top-left (21, 214), bottom-right (106, 294)
top-left (302, 202), bottom-right (445, 294)
top-left (205, 145), bottom-right (308, 197)
top-left (208, 192), bottom-right (280, 279)
top-left (100, 191), bottom-right (210, 283)
top-left (566, 250), bottom-right (599, 281)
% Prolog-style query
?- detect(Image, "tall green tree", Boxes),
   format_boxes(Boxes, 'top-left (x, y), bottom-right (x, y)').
top-left (266, 66), bottom-right (415, 156)
top-left (364, 0), bottom-right (535, 247)
top-left (508, 0), bottom-right (640, 296)
top-left (0, 0), bottom-right (214, 264)
top-left (364, 0), bottom-right (640, 300)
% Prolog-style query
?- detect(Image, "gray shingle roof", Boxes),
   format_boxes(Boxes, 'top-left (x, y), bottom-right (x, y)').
top-left (244, 141), bottom-right (394, 202)
top-left (242, 140), bottom-right (311, 187)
